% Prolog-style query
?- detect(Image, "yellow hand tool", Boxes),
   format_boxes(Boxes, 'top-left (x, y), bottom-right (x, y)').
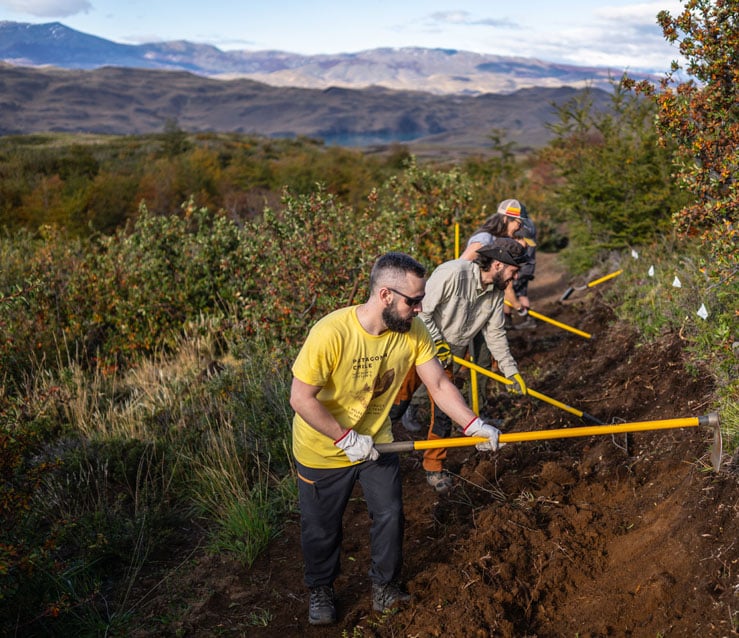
top-left (560, 269), bottom-right (623, 301)
top-left (452, 354), bottom-right (603, 424)
top-left (504, 300), bottom-right (591, 339)
top-left (376, 413), bottom-right (722, 472)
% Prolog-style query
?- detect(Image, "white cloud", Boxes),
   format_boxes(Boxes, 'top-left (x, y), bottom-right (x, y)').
top-left (413, 4), bottom-right (677, 72)
top-left (429, 11), bottom-right (471, 25)
top-left (594, 1), bottom-right (683, 21)
top-left (517, 2), bottom-right (684, 73)
top-left (428, 10), bottom-right (518, 29)
top-left (0, 0), bottom-right (91, 18)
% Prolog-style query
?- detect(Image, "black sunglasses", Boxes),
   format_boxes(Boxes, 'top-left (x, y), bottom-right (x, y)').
top-left (388, 287), bottom-right (425, 307)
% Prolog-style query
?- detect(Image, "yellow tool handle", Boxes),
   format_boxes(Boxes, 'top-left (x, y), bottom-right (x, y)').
top-left (376, 436), bottom-right (490, 452)
top-left (504, 300), bottom-right (591, 339)
top-left (587, 269), bottom-right (623, 288)
top-left (500, 415), bottom-right (708, 441)
top-left (374, 413), bottom-right (719, 454)
top-left (452, 355), bottom-right (603, 424)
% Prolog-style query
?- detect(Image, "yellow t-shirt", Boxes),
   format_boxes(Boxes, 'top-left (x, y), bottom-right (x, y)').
top-left (292, 306), bottom-right (435, 468)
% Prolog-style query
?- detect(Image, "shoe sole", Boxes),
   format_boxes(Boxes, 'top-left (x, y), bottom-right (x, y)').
top-left (309, 617), bottom-right (336, 625)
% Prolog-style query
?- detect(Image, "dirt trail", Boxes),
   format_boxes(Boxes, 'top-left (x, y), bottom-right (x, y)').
top-left (133, 252), bottom-right (738, 638)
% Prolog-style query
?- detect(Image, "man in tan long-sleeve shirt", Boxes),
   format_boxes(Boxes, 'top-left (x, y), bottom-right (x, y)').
top-left (391, 237), bottom-right (529, 494)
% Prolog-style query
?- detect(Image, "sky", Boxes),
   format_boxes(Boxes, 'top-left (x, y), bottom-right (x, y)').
top-left (0, 0), bottom-right (686, 74)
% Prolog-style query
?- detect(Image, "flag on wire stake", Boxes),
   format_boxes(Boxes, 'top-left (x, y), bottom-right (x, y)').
top-left (648, 265), bottom-right (655, 277)
top-left (697, 304), bottom-right (708, 320)
top-left (672, 276), bottom-right (682, 288)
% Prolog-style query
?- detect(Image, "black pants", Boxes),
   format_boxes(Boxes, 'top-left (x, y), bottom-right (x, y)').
top-left (296, 453), bottom-right (404, 588)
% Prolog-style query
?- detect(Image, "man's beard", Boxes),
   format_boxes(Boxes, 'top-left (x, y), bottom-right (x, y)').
top-left (492, 270), bottom-right (512, 291)
top-left (382, 304), bottom-right (414, 333)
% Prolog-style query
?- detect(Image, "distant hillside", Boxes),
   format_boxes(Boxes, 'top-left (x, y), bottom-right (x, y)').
top-left (0, 63), bottom-right (614, 150)
top-left (0, 21), bottom-right (654, 96)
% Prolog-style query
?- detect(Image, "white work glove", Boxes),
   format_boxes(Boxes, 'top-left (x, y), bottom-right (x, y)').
top-left (462, 417), bottom-right (501, 452)
top-left (334, 429), bottom-right (380, 462)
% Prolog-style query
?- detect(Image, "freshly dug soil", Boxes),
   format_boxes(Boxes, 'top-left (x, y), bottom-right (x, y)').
top-left (132, 252), bottom-right (738, 637)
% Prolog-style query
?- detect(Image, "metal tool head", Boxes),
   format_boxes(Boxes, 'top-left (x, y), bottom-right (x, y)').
top-left (698, 413), bottom-right (722, 471)
top-left (711, 426), bottom-right (723, 472)
top-left (700, 412), bottom-right (723, 472)
top-left (559, 286), bottom-right (575, 301)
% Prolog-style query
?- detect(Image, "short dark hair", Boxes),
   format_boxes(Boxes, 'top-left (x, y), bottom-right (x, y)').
top-left (370, 252), bottom-right (426, 294)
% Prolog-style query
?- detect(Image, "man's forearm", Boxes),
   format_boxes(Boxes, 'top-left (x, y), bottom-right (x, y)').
top-left (293, 399), bottom-right (346, 440)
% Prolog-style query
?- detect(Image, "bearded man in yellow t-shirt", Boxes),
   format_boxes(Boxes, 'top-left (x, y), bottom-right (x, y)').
top-left (290, 251), bottom-right (502, 626)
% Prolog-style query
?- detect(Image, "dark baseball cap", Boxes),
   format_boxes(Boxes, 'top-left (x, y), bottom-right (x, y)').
top-left (476, 237), bottom-right (529, 266)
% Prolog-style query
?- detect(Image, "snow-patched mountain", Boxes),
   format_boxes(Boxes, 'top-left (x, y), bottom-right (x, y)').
top-left (0, 21), bottom-right (651, 95)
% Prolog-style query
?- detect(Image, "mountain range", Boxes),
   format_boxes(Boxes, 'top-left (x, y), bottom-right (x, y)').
top-left (0, 21), bottom-right (649, 95)
top-left (0, 21), bottom-right (629, 150)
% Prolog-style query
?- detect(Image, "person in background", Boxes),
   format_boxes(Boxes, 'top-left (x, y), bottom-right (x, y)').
top-left (290, 252), bottom-right (503, 626)
top-left (461, 198), bottom-right (525, 328)
top-left (460, 198), bottom-right (524, 261)
top-left (464, 199), bottom-right (529, 403)
top-left (510, 213), bottom-right (537, 330)
top-left (389, 239), bottom-right (529, 493)
top-left (395, 199), bottom-right (529, 432)
top-left (417, 237), bottom-right (529, 493)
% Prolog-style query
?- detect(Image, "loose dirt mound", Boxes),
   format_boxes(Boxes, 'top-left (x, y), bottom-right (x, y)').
top-left (133, 253), bottom-right (738, 637)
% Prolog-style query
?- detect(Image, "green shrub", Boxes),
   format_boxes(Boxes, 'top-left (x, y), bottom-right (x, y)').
top-left (371, 156), bottom-right (478, 265)
top-left (609, 237), bottom-right (738, 452)
top-left (0, 428), bottom-right (185, 635)
top-left (543, 81), bottom-right (688, 272)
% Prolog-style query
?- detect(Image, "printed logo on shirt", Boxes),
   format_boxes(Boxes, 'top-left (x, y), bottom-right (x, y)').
top-left (351, 352), bottom-right (389, 379)
top-left (371, 369), bottom-right (395, 399)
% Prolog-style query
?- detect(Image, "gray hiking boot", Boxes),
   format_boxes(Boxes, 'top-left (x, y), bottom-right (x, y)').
top-left (372, 581), bottom-right (411, 612)
top-left (401, 404), bottom-right (423, 432)
top-left (425, 470), bottom-right (453, 494)
top-left (308, 585), bottom-right (336, 625)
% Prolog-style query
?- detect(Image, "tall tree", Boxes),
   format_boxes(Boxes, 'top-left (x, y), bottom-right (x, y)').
top-left (542, 82), bottom-right (685, 270)
top-left (627, 0), bottom-right (738, 280)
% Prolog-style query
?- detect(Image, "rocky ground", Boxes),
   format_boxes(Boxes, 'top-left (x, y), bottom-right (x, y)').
top-left (131, 252), bottom-right (738, 638)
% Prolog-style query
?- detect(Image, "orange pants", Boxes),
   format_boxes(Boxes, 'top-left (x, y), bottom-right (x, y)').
top-left (390, 365), bottom-right (456, 473)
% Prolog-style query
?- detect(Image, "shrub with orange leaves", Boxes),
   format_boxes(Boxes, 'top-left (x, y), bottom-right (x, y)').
top-left (628, 0), bottom-right (738, 284)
